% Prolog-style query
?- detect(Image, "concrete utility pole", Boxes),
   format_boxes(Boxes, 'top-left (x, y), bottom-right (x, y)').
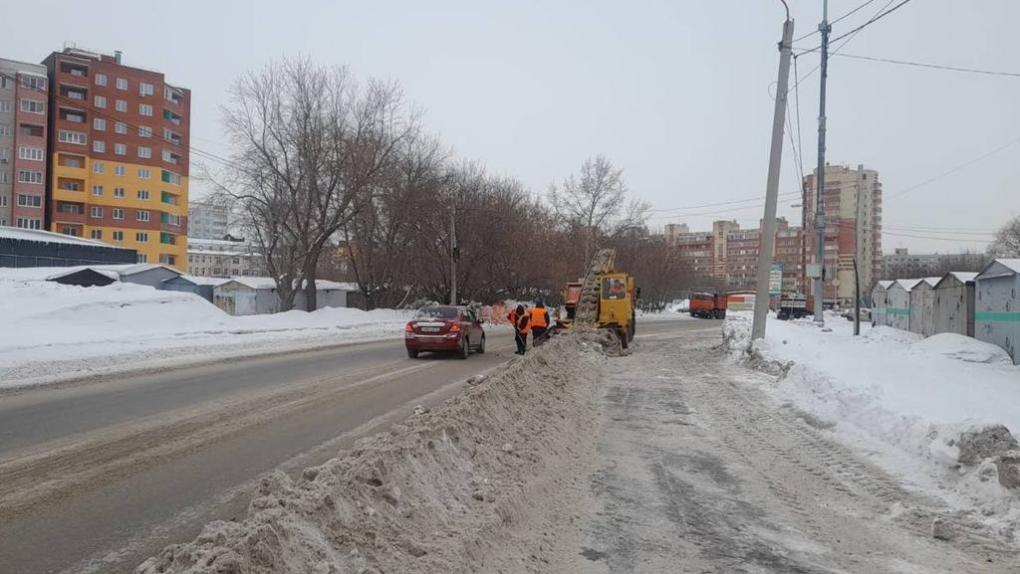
top-left (450, 206), bottom-right (458, 305)
top-left (751, 15), bottom-right (795, 340)
top-left (812, 0), bottom-right (831, 324)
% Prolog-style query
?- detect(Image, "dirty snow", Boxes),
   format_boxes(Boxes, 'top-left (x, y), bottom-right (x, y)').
top-left (135, 336), bottom-right (603, 574)
top-left (0, 277), bottom-right (414, 389)
top-left (723, 313), bottom-right (1020, 540)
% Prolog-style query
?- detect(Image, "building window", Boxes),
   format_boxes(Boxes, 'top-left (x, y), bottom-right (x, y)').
top-left (90, 206), bottom-right (103, 218)
top-left (161, 170), bottom-right (181, 185)
top-left (114, 143), bottom-right (126, 156)
top-left (0, 172), bottom-right (6, 184)
top-left (0, 76), bottom-right (9, 89)
top-left (20, 99), bottom-right (45, 114)
top-left (137, 189), bottom-right (150, 200)
top-left (139, 125), bottom-right (152, 138)
top-left (112, 208), bottom-right (125, 220)
top-left (139, 103), bottom-right (153, 117)
top-left (114, 187), bottom-right (126, 198)
top-left (136, 232), bottom-right (149, 242)
top-left (58, 130), bottom-right (87, 145)
top-left (139, 82), bottom-right (154, 97)
top-left (17, 170), bottom-right (43, 184)
top-left (115, 99), bottom-right (127, 112)
top-left (113, 230), bottom-right (124, 241)
top-left (92, 185), bottom-right (104, 196)
top-left (17, 194), bottom-right (42, 207)
top-left (116, 77), bottom-right (128, 91)
top-left (160, 232), bottom-right (176, 245)
top-left (93, 140), bottom-right (106, 153)
top-left (0, 124), bottom-right (8, 137)
top-left (91, 229), bottom-right (103, 240)
top-left (95, 73), bottom-right (107, 86)
top-left (16, 218), bottom-right (42, 230)
top-left (21, 75), bottom-right (47, 91)
top-left (160, 254), bottom-right (176, 266)
top-left (95, 95), bottom-right (107, 108)
top-left (138, 254), bottom-right (149, 263)
top-left (137, 210), bottom-right (150, 222)
top-left (138, 146), bottom-right (152, 159)
top-left (18, 146), bottom-right (44, 161)
top-left (138, 167), bottom-right (151, 179)
top-left (93, 117), bottom-right (106, 131)
top-left (0, 102), bottom-right (9, 113)
top-left (115, 121), bottom-right (127, 134)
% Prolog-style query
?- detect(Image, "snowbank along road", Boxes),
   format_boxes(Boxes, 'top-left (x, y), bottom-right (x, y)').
top-left (0, 320), bottom-right (688, 573)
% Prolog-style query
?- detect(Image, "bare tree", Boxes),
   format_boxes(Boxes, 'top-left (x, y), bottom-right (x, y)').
top-left (548, 155), bottom-right (647, 266)
top-left (988, 215), bottom-right (1020, 258)
top-left (218, 59), bottom-right (416, 311)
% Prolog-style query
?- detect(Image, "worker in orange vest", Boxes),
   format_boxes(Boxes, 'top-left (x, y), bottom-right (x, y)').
top-left (513, 304), bottom-right (531, 354)
top-left (530, 301), bottom-right (550, 347)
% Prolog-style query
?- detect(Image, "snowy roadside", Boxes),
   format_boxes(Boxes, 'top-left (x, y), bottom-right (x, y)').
top-left (0, 278), bottom-right (504, 390)
top-left (723, 312), bottom-right (1020, 539)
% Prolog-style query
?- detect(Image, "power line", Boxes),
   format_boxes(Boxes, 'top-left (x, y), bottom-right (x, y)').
top-left (834, 52), bottom-right (1020, 78)
top-left (886, 135), bottom-right (1020, 200)
top-left (797, 0), bottom-right (916, 56)
top-left (793, 0), bottom-right (881, 43)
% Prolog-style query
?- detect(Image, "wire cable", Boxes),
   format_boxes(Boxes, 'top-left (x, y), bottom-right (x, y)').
top-left (886, 135), bottom-right (1020, 200)
top-left (797, 0), bottom-right (916, 56)
top-left (793, 0), bottom-right (881, 43)
top-left (834, 52), bottom-right (1020, 78)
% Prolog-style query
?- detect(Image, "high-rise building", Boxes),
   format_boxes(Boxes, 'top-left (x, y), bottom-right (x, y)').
top-left (803, 164), bottom-right (882, 307)
top-left (188, 199), bottom-right (230, 240)
top-left (43, 47), bottom-right (190, 269)
top-left (0, 58), bottom-right (50, 230)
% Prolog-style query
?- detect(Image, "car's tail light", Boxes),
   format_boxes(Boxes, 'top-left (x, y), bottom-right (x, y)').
top-left (405, 322), bottom-right (414, 332)
top-left (449, 322), bottom-right (461, 332)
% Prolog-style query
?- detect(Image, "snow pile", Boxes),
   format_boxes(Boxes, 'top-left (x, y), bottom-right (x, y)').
top-left (0, 277), bottom-right (413, 388)
top-left (135, 336), bottom-right (602, 574)
top-left (723, 314), bottom-right (1020, 538)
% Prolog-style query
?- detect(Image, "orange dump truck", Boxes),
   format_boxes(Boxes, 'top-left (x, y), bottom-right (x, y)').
top-left (689, 292), bottom-right (727, 319)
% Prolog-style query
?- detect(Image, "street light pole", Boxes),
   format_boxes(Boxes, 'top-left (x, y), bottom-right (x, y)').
top-left (450, 206), bottom-right (458, 305)
top-left (812, 0), bottom-right (831, 324)
top-left (751, 15), bottom-right (795, 340)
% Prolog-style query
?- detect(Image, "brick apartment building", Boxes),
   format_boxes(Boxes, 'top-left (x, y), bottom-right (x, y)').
top-left (0, 58), bottom-right (50, 230)
top-left (42, 47), bottom-right (190, 269)
top-left (668, 218), bottom-right (805, 293)
top-left (803, 164), bottom-right (882, 307)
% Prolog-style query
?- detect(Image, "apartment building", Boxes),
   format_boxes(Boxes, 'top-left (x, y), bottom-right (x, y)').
top-left (187, 237), bottom-right (265, 277)
top-left (803, 164), bottom-right (882, 307)
top-left (666, 218), bottom-right (805, 293)
top-left (43, 48), bottom-right (190, 269)
top-left (188, 199), bottom-right (231, 240)
top-left (0, 58), bottom-right (50, 230)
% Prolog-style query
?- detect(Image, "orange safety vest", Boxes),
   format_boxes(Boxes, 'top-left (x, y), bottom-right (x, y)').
top-left (507, 310), bottom-right (518, 326)
top-left (517, 313), bottom-right (531, 334)
top-left (530, 306), bottom-right (549, 329)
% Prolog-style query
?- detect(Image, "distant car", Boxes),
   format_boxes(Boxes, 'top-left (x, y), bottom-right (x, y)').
top-left (405, 305), bottom-right (486, 359)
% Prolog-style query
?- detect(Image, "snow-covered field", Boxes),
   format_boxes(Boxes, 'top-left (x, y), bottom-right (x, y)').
top-left (0, 276), bottom-right (415, 389)
top-left (724, 312), bottom-right (1020, 534)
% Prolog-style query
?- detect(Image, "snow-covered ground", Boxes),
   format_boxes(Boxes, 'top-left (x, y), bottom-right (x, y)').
top-left (724, 312), bottom-right (1020, 535)
top-left (1, 276), bottom-right (415, 389)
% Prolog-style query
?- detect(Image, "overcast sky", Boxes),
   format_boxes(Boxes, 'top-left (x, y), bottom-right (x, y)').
top-left (5, 0), bottom-right (1018, 253)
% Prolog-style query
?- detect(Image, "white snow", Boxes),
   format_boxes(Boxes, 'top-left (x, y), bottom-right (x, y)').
top-left (0, 226), bottom-right (111, 247)
top-left (724, 314), bottom-right (1020, 531)
top-left (0, 275), bottom-right (416, 389)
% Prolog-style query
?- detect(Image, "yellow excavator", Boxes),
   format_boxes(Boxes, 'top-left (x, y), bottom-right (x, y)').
top-left (554, 248), bottom-right (638, 348)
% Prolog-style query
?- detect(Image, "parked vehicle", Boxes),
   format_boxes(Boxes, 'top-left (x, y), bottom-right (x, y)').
top-left (777, 293), bottom-right (808, 320)
top-left (405, 305), bottom-right (485, 359)
top-left (841, 308), bottom-right (872, 322)
top-left (690, 292), bottom-right (727, 319)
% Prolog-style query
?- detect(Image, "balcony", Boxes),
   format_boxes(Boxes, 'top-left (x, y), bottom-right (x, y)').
top-left (60, 84), bottom-right (88, 101)
top-left (54, 202), bottom-right (87, 224)
top-left (163, 109), bottom-right (182, 126)
top-left (59, 107), bottom-right (87, 124)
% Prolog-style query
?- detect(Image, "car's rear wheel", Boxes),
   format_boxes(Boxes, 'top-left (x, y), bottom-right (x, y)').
top-left (407, 348), bottom-right (419, 359)
top-left (476, 334), bottom-right (486, 354)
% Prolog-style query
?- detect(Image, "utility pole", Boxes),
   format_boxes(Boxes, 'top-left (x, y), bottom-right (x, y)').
top-left (751, 15), bottom-right (795, 340)
top-left (450, 206), bottom-right (458, 305)
top-left (812, 0), bottom-right (831, 324)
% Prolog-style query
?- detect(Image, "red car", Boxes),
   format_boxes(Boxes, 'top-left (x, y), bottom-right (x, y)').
top-left (405, 305), bottom-right (486, 359)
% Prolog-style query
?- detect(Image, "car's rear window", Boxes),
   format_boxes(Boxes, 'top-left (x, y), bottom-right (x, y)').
top-left (415, 306), bottom-right (459, 320)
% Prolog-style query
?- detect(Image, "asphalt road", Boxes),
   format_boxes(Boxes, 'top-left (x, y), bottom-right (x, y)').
top-left (0, 318), bottom-right (703, 574)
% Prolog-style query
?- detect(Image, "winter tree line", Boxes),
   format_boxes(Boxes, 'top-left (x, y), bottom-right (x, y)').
top-left (209, 59), bottom-right (692, 312)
